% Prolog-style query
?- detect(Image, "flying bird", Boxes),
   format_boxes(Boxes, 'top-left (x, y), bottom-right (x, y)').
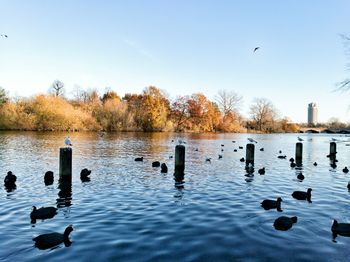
top-left (253, 47), bottom-right (260, 52)
top-left (297, 136), bottom-right (304, 142)
top-left (1, 34), bottom-right (8, 38)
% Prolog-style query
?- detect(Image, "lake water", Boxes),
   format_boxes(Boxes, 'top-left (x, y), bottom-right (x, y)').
top-left (0, 131), bottom-right (350, 261)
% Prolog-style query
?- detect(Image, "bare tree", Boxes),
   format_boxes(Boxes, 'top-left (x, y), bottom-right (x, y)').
top-left (215, 90), bottom-right (242, 116)
top-left (0, 87), bottom-right (8, 105)
top-left (50, 80), bottom-right (65, 97)
top-left (249, 98), bottom-right (278, 131)
top-left (338, 34), bottom-right (350, 90)
top-left (327, 117), bottom-right (346, 128)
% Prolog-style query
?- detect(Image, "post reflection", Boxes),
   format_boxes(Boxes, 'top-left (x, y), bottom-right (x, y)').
top-left (174, 187), bottom-right (184, 205)
top-left (57, 177), bottom-right (72, 208)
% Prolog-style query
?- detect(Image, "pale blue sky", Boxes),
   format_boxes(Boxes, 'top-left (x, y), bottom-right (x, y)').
top-left (0, 0), bottom-right (349, 123)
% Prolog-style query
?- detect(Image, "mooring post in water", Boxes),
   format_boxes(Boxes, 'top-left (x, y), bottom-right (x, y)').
top-left (174, 145), bottom-right (185, 185)
top-left (295, 142), bottom-right (303, 166)
top-left (59, 147), bottom-right (72, 179)
top-left (245, 143), bottom-right (255, 172)
top-left (329, 142), bottom-right (337, 161)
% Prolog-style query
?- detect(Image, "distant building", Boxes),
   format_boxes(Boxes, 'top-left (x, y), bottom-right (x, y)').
top-left (307, 103), bottom-right (318, 125)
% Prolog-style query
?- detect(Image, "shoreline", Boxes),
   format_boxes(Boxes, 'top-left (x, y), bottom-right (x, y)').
top-left (0, 128), bottom-right (349, 134)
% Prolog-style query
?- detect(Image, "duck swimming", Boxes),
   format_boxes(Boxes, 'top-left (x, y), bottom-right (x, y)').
top-left (80, 168), bottom-right (91, 182)
top-left (152, 161), bottom-right (160, 167)
top-left (30, 206), bottom-right (57, 221)
top-left (258, 167), bottom-right (265, 175)
top-left (44, 171), bottom-right (54, 185)
top-left (331, 220), bottom-right (350, 241)
top-left (33, 225), bottom-right (73, 250)
top-left (161, 163), bottom-right (168, 173)
top-left (4, 171), bottom-right (16, 185)
top-left (261, 197), bottom-right (282, 211)
top-left (292, 188), bottom-right (312, 202)
top-left (273, 216), bottom-right (297, 231)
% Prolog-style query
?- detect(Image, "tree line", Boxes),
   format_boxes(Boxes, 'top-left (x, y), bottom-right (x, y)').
top-left (0, 83), bottom-right (301, 133)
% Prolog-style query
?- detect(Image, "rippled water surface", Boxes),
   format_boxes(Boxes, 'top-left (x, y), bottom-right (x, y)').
top-left (1, 131), bottom-right (350, 261)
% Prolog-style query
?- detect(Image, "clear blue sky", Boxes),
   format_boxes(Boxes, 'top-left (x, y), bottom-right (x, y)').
top-left (0, 0), bottom-right (349, 123)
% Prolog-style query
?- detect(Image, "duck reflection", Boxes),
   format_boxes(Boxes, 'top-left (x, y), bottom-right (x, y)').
top-left (57, 178), bottom-right (72, 208)
top-left (4, 183), bottom-right (16, 192)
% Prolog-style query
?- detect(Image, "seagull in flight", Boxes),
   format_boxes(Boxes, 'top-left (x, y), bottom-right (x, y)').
top-left (64, 136), bottom-right (72, 147)
top-left (253, 47), bottom-right (260, 52)
top-left (1, 34), bottom-right (8, 38)
top-left (297, 136), bottom-right (304, 142)
top-left (247, 138), bottom-right (258, 143)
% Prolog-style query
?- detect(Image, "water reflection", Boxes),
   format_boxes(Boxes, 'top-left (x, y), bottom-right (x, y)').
top-left (57, 177), bottom-right (72, 208)
top-left (4, 183), bottom-right (16, 192)
top-left (173, 187), bottom-right (184, 204)
top-left (1, 132), bottom-right (350, 260)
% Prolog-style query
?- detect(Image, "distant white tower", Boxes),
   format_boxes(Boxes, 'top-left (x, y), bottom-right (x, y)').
top-left (307, 103), bottom-right (318, 125)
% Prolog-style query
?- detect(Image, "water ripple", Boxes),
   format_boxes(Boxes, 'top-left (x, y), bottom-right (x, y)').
top-left (1, 132), bottom-right (350, 261)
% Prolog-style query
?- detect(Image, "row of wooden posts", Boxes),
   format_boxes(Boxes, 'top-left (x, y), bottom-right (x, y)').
top-left (58, 142), bottom-right (338, 185)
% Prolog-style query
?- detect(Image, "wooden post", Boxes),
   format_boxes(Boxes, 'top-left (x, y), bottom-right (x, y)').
top-left (329, 142), bottom-right (337, 161)
top-left (295, 142), bottom-right (303, 167)
top-left (245, 144), bottom-right (255, 171)
top-left (59, 147), bottom-right (72, 179)
top-left (174, 145), bottom-right (185, 184)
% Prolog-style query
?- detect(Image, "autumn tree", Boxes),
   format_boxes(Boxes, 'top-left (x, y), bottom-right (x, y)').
top-left (50, 80), bottom-right (65, 97)
top-left (138, 86), bottom-right (170, 131)
top-left (101, 88), bottom-right (121, 103)
top-left (123, 93), bottom-right (144, 130)
top-left (94, 88), bottom-right (131, 131)
top-left (170, 96), bottom-right (190, 131)
top-left (187, 93), bottom-right (220, 132)
top-left (249, 98), bottom-right (278, 132)
top-left (94, 99), bottom-right (132, 131)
